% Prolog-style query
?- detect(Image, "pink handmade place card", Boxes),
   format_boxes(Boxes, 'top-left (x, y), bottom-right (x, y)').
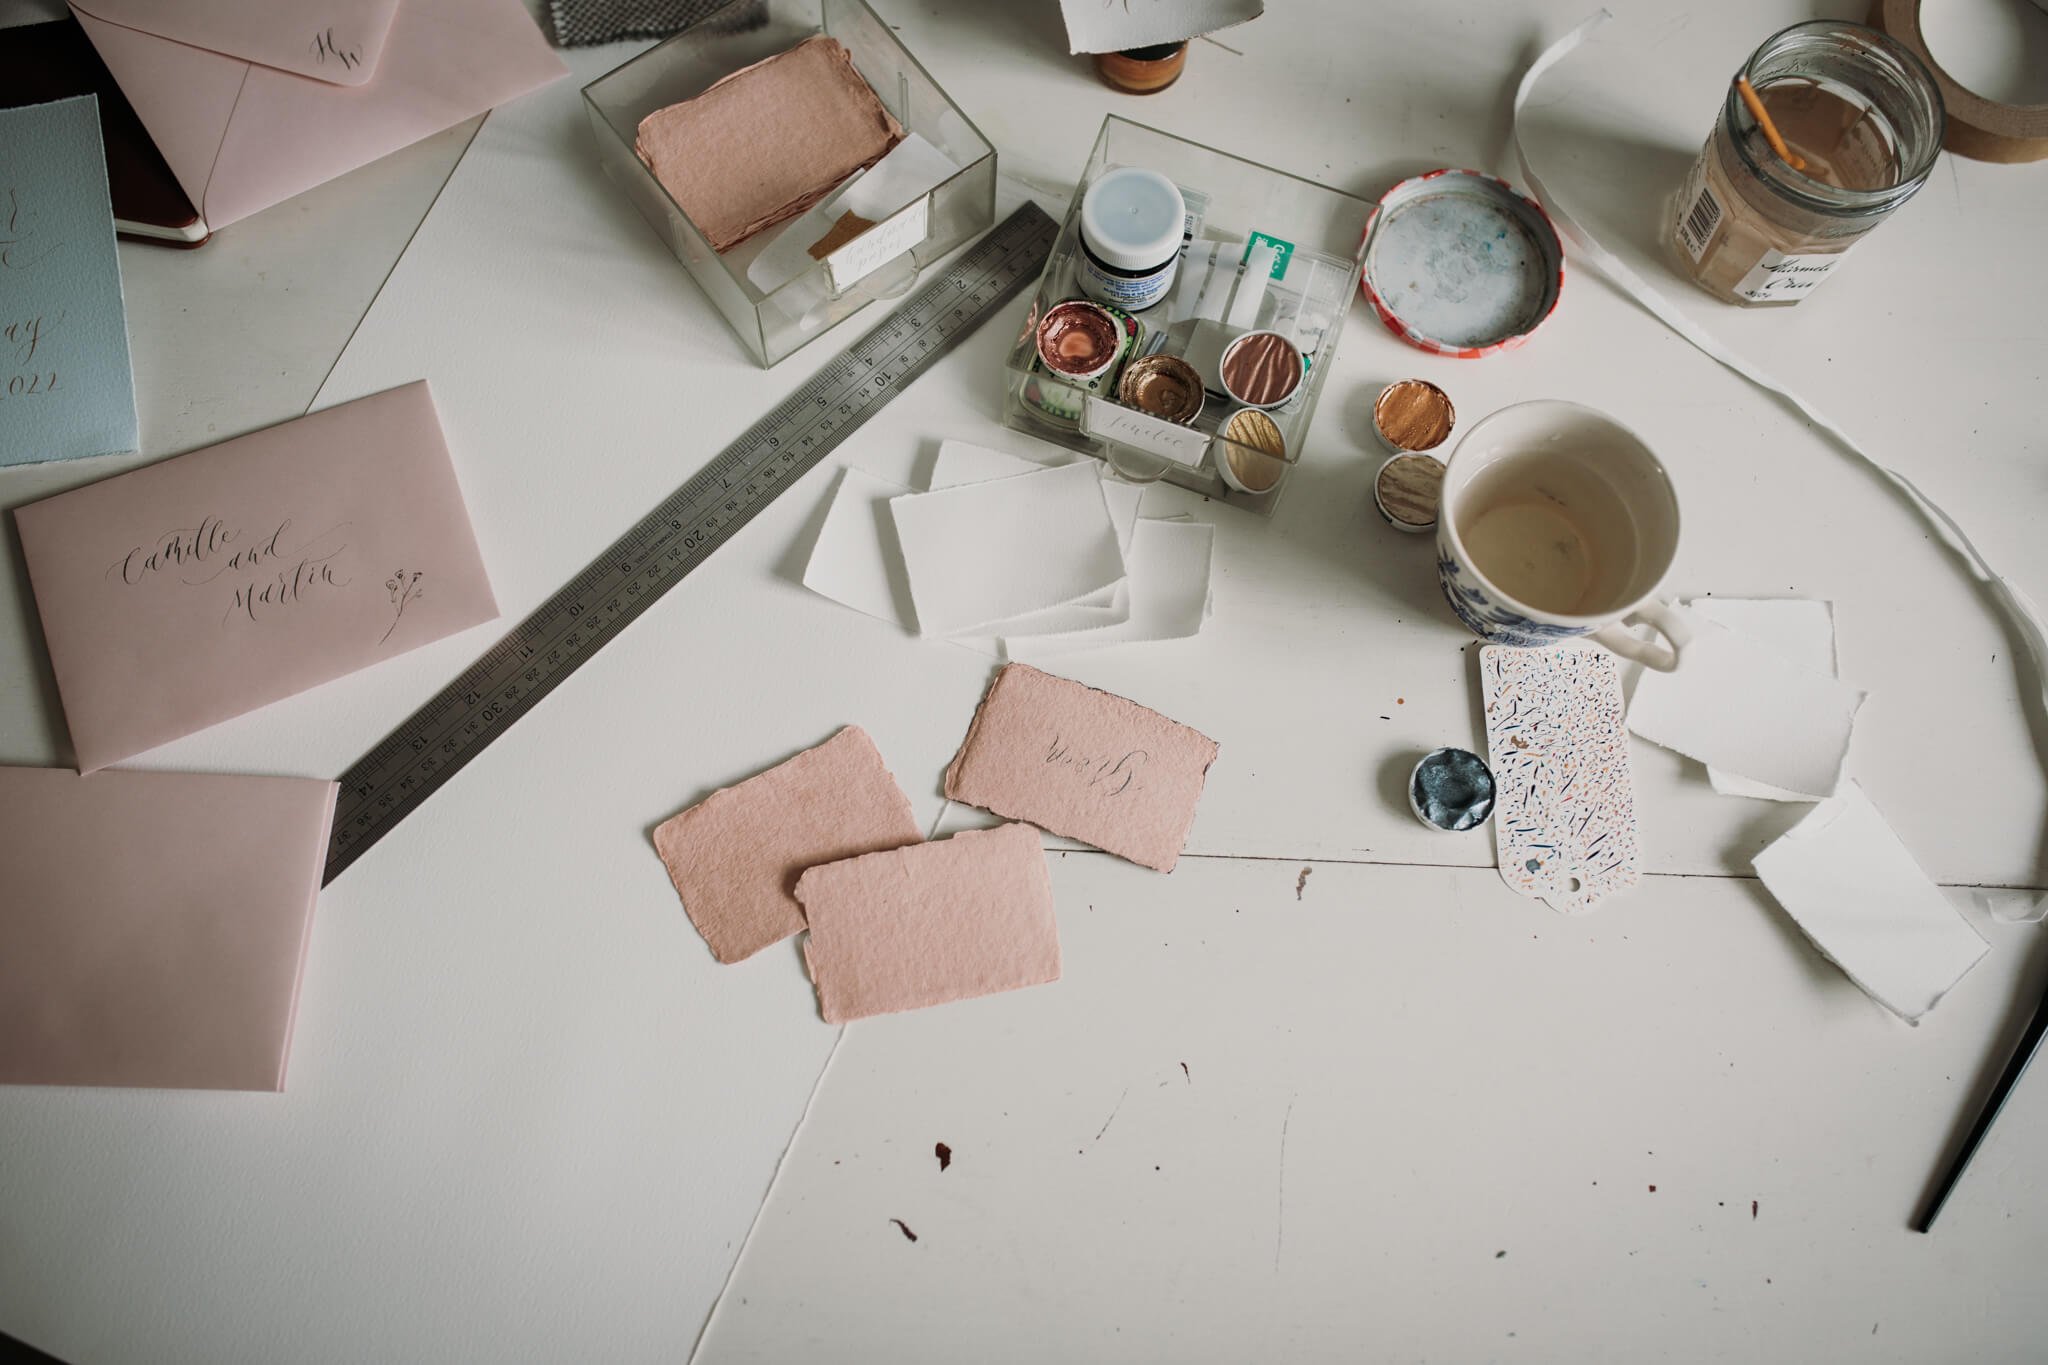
top-left (796, 822), bottom-right (1060, 1024)
top-left (0, 765), bottom-right (337, 1090)
top-left (943, 664), bottom-right (1218, 872)
top-left (652, 726), bottom-right (922, 964)
top-left (14, 381), bottom-right (498, 773)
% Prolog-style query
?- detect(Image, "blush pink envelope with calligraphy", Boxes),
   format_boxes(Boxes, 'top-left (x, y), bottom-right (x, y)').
top-left (0, 765), bottom-right (337, 1091)
top-left (943, 664), bottom-right (1219, 872)
top-left (14, 380), bottom-right (498, 773)
top-left (70, 0), bottom-right (565, 230)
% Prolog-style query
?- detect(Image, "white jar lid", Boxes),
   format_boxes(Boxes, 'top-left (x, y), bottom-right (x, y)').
top-left (1080, 168), bottom-right (1185, 272)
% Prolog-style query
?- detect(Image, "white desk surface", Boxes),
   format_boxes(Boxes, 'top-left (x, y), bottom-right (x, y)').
top-left (3, 1), bottom-right (2047, 1361)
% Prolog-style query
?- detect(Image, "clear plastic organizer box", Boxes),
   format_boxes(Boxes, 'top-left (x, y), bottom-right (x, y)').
top-left (583, 0), bottom-right (996, 367)
top-left (1002, 117), bottom-right (1374, 514)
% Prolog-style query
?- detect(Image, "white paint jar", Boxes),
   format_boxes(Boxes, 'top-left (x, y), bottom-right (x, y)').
top-left (1076, 168), bottom-right (1184, 312)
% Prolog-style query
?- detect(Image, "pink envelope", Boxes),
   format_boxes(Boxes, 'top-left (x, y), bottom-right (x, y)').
top-left (0, 766), bottom-right (338, 1091)
top-left (70, 0), bottom-right (565, 229)
top-left (15, 380), bottom-right (499, 773)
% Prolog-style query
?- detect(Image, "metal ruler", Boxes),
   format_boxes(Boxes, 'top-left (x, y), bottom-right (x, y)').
top-left (324, 202), bottom-right (1058, 886)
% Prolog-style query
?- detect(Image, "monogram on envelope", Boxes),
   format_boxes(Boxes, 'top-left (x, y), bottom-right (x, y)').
top-left (14, 380), bottom-right (498, 773)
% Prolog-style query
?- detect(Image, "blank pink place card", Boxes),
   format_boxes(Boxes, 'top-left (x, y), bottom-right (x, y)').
top-left (944, 664), bottom-right (1219, 872)
top-left (796, 822), bottom-right (1061, 1024)
top-left (0, 766), bottom-right (337, 1091)
top-left (14, 381), bottom-right (498, 772)
top-left (652, 726), bottom-right (923, 964)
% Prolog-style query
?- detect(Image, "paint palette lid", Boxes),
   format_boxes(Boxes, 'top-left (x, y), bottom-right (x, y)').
top-left (1360, 169), bottom-right (1564, 359)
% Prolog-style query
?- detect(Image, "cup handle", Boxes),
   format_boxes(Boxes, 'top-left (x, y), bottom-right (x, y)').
top-left (1589, 599), bottom-right (1692, 672)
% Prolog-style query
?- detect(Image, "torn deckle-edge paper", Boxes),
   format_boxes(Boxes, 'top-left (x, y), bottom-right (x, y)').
top-left (1753, 783), bottom-right (1988, 1024)
top-left (1481, 645), bottom-right (1640, 914)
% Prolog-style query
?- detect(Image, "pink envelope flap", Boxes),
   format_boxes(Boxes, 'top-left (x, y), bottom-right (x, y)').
top-left (71, 0), bottom-right (565, 230)
top-left (70, 0), bottom-right (402, 88)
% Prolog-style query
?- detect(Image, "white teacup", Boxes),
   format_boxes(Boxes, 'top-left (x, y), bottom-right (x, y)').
top-left (1434, 400), bottom-right (1689, 671)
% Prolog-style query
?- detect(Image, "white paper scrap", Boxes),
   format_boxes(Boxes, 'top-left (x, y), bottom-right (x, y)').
top-left (801, 467), bottom-right (916, 630)
top-left (1627, 609), bottom-right (1864, 800)
top-left (927, 441), bottom-right (1139, 634)
top-left (929, 439), bottom-right (1066, 491)
top-left (1058, 0), bottom-right (1264, 54)
top-left (1977, 889), bottom-right (2048, 925)
top-left (1688, 599), bottom-right (1840, 801)
top-left (891, 461), bottom-right (1125, 638)
top-left (1753, 783), bottom-right (1989, 1023)
top-left (1003, 519), bottom-right (1214, 658)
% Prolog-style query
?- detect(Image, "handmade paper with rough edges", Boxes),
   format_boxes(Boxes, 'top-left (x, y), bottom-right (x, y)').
top-left (1481, 645), bottom-right (1640, 913)
top-left (943, 664), bottom-right (1219, 872)
top-left (0, 765), bottom-right (337, 1090)
top-left (1687, 598), bottom-right (1839, 801)
top-left (891, 461), bottom-right (1126, 638)
top-left (13, 381), bottom-right (498, 773)
top-left (796, 822), bottom-right (1060, 1024)
top-left (1753, 782), bottom-right (1988, 1024)
top-left (652, 726), bottom-right (921, 964)
top-left (634, 35), bottom-right (903, 253)
top-left (1627, 607), bottom-right (1865, 801)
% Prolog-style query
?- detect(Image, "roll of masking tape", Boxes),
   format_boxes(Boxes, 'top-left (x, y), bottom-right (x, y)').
top-left (1872, 0), bottom-right (2048, 163)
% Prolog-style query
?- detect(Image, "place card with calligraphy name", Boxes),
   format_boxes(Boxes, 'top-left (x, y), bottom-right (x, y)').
top-left (13, 380), bottom-right (497, 772)
top-left (943, 663), bottom-right (1219, 872)
top-left (0, 94), bottom-right (137, 466)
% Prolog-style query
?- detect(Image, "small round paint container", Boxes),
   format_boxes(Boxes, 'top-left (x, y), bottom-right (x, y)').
top-left (1217, 408), bottom-right (1286, 495)
top-left (1409, 747), bottom-right (1496, 832)
top-left (1374, 452), bottom-right (1445, 533)
top-left (1077, 167), bottom-right (1185, 313)
top-left (1361, 169), bottom-right (1564, 359)
top-left (1372, 378), bottom-right (1455, 454)
top-left (1118, 354), bottom-right (1204, 424)
top-left (1093, 42), bottom-right (1189, 95)
top-left (1035, 299), bottom-right (1123, 382)
top-left (1219, 330), bottom-right (1303, 409)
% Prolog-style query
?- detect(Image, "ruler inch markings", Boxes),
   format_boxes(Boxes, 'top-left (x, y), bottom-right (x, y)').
top-left (324, 204), bottom-right (1056, 884)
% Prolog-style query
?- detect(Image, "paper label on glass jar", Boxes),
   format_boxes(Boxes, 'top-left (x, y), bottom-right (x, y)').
top-left (1675, 162), bottom-right (1722, 263)
top-left (1732, 247), bottom-right (1847, 303)
top-left (824, 198), bottom-right (929, 295)
top-left (1082, 395), bottom-right (1207, 467)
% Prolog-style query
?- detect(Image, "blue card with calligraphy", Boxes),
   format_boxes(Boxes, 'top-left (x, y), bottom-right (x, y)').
top-left (0, 95), bottom-right (137, 466)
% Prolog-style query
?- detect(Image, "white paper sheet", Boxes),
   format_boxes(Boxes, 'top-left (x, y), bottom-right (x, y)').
top-left (1977, 889), bottom-right (2048, 925)
top-left (1003, 519), bottom-right (1214, 658)
top-left (1753, 783), bottom-right (1989, 1023)
top-left (1057, 0), bottom-right (1264, 54)
top-left (801, 467), bottom-right (916, 630)
top-left (928, 440), bottom-right (1141, 630)
top-left (1627, 608), bottom-right (1864, 800)
top-left (1688, 599), bottom-right (1839, 801)
top-left (890, 460), bottom-right (1125, 638)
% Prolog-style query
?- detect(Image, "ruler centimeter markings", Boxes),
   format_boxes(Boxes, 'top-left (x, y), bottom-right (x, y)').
top-left (324, 202), bottom-right (1057, 886)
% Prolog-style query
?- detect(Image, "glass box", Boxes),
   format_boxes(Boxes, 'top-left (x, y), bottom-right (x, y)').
top-left (583, 0), bottom-right (997, 367)
top-left (1002, 117), bottom-right (1375, 515)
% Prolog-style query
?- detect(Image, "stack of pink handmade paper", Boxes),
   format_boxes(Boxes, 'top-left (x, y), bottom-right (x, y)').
top-left (650, 665), bottom-right (1219, 1023)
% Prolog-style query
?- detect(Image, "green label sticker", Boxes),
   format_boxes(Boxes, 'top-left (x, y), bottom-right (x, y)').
top-left (1245, 231), bottom-right (1295, 280)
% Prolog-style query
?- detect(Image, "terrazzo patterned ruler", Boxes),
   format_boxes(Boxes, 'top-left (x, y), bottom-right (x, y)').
top-left (1479, 645), bottom-right (1640, 913)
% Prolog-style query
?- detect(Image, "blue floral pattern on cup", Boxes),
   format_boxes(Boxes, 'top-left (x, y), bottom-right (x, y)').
top-left (1436, 552), bottom-right (1587, 647)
